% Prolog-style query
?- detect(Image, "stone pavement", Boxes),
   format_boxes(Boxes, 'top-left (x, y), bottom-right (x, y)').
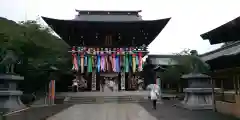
top-left (47, 103), bottom-right (157, 120)
top-left (139, 101), bottom-right (239, 120)
top-left (46, 101), bottom-right (240, 120)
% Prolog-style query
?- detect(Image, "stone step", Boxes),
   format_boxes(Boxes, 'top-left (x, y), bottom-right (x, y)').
top-left (64, 96), bottom-right (148, 104)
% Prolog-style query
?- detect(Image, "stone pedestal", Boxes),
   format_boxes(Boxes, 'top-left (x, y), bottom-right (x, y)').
top-left (178, 73), bottom-right (220, 110)
top-left (0, 74), bottom-right (25, 113)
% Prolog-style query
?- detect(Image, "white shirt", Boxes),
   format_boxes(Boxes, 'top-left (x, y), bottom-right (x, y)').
top-left (72, 79), bottom-right (79, 86)
top-left (150, 90), bottom-right (158, 100)
top-left (109, 81), bottom-right (114, 87)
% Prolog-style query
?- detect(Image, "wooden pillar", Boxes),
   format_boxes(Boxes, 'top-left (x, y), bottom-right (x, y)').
top-left (221, 79), bottom-right (224, 101)
top-left (237, 75), bottom-right (240, 95)
top-left (211, 78), bottom-right (216, 112)
top-left (234, 76), bottom-right (238, 95)
top-left (120, 71), bottom-right (125, 91)
top-left (236, 75), bottom-right (240, 104)
top-left (91, 69), bottom-right (96, 91)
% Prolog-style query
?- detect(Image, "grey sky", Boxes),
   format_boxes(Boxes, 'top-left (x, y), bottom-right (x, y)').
top-left (1, 0), bottom-right (240, 54)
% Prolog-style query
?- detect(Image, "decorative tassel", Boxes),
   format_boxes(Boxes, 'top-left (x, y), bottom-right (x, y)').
top-left (128, 47), bottom-right (132, 67)
top-left (92, 48), bottom-right (96, 68)
top-left (97, 55), bottom-right (100, 72)
top-left (138, 51), bottom-right (143, 71)
top-left (84, 56), bottom-right (88, 66)
top-left (105, 48), bottom-right (109, 72)
top-left (100, 48), bottom-right (105, 72)
top-left (87, 48), bottom-right (92, 72)
top-left (77, 47), bottom-right (81, 68)
top-left (120, 48), bottom-right (124, 67)
top-left (84, 47), bottom-right (88, 66)
top-left (136, 54), bottom-right (139, 66)
top-left (78, 47), bottom-right (84, 73)
top-left (72, 46), bottom-right (78, 71)
top-left (116, 48), bottom-right (120, 72)
top-left (132, 48), bottom-right (136, 73)
top-left (112, 48), bottom-right (116, 72)
top-left (104, 48), bottom-right (108, 71)
top-left (125, 48), bottom-right (129, 73)
top-left (109, 48), bottom-right (113, 72)
top-left (96, 48), bottom-right (100, 72)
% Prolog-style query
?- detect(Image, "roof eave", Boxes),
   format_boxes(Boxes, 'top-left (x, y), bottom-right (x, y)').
top-left (41, 17), bottom-right (170, 47)
top-left (200, 16), bottom-right (240, 44)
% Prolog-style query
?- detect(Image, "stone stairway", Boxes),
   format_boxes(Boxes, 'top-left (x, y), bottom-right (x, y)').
top-left (64, 95), bottom-right (148, 104)
top-left (63, 87), bottom-right (149, 104)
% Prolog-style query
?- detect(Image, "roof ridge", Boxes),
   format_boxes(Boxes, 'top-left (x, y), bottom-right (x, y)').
top-left (200, 41), bottom-right (240, 57)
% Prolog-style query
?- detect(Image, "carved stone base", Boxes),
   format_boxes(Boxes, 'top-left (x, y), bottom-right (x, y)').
top-left (0, 90), bottom-right (25, 113)
top-left (176, 88), bottom-right (220, 110)
top-left (180, 93), bottom-right (213, 110)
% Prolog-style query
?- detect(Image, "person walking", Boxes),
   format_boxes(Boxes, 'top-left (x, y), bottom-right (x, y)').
top-left (150, 85), bottom-right (159, 110)
top-left (72, 75), bottom-right (80, 92)
top-left (109, 79), bottom-right (114, 92)
top-left (100, 77), bottom-right (105, 92)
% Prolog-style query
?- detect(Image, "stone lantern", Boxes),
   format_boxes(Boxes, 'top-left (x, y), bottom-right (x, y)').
top-left (180, 73), bottom-right (220, 110)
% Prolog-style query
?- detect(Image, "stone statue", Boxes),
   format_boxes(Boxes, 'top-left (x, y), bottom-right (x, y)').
top-left (0, 50), bottom-right (19, 74)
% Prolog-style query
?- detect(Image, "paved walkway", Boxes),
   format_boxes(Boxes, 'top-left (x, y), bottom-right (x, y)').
top-left (140, 101), bottom-right (239, 120)
top-left (47, 103), bottom-right (157, 120)
top-left (46, 102), bottom-right (239, 120)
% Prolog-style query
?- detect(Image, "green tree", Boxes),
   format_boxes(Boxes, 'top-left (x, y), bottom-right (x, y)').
top-left (157, 49), bottom-right (210, 92)
top-left (0, 17), bottom-right (71, 93)
top-left (172, 49), bottom-right (210, 74)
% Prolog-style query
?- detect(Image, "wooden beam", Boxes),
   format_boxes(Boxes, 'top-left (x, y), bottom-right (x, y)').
top-left (213, 66), bottom-right (240, 75)
top-left (207, 67), bottom-right (240, 80)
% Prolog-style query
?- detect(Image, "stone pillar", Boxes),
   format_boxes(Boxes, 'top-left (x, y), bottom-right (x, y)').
top-left (91, 70), bottom-right (96, 91)
top-left (0, 74), bottom-right (25, 113)
top-left (120, 72), bottom-right (125, 91)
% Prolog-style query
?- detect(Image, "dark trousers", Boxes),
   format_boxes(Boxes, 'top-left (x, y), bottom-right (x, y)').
top-left (152, 100), bottom-right (157, 109)
top-left (101, 84), bottom-right (104, 92)
top-left (73, 86), bottom-right (78, 92)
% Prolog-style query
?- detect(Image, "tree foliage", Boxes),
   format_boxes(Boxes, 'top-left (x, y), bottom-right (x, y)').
top-left (158, 49), bottom-right (210, 84)
top-left (0, 17), bottom-right (71, 93)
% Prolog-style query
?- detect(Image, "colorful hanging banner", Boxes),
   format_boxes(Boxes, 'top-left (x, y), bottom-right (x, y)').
top-left (70, 46), bottom-right (147, 73)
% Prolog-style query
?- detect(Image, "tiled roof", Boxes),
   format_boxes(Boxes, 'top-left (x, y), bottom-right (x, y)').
top-left (200, 41), bottom-right (240, 61)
